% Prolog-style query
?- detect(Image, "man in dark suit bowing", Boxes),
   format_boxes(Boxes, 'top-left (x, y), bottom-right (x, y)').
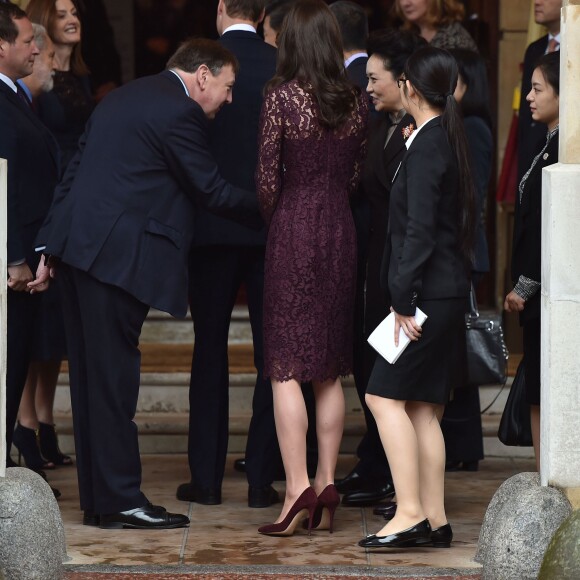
top-left (0, 3), bottom-right (59, 470)
top-left (177, 0), bottom-right (281, 509)
top-left (32, 38), bottom-right (260, 529)
top-left (517, 0), bottom-right (561, 181)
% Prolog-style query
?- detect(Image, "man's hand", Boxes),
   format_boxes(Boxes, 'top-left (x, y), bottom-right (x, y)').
top-left (392, 306), bottom-right (422, 346)
top-left (27, 255), bottom-right (53, 294)
top-left (7, 263), bottom-right (34, 291)
top-left (504, 290), bottom-right (525, 312)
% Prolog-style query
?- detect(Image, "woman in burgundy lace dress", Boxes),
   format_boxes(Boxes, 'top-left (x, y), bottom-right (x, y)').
top-left (255, 0), bottom-right (368, 536)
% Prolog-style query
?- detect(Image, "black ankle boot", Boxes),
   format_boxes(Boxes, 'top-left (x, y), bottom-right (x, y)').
top-left (12, 422), bottom-right (55, 471)
top-left (38, 422), bottom-right (73, 466)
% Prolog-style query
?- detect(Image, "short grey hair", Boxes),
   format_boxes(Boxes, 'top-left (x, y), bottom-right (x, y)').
top-left (31, 22), bottom-right (50, 52)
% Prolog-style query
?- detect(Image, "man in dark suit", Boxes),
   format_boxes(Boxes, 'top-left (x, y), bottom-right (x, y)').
top-left (32, 38), bottom-right (260, 529)
top-left (335, 28), bottom-right (426, 510)
top-left (177, 0), bottom-right (280, 509)
top-left (517, 0), bottom-right (561, 181)
top-left (0, 3), bottom-right (59, 470)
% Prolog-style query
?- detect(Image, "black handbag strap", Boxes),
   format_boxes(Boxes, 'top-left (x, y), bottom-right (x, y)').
top-left (469, 283), bottom-right (479, 318)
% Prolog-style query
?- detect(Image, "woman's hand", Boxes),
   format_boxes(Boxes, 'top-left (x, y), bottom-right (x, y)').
top-left (392, 306), bottom-right (422, 346)
top-left (504, 290), bottom-right (525, 312)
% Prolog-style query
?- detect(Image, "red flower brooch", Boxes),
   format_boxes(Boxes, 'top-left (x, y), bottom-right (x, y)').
top-left (402, 123), bottom-right (415, 140)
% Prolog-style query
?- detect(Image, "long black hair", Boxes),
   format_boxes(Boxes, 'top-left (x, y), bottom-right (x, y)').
top-left (404, 45), bottom-right (476, 264)
top-left (449, 48), bottom-right (492, 128)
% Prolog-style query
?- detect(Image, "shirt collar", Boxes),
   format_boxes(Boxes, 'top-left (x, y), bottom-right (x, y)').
top-left (0, 72), bottom-right (18, 92)
top-left (169, 69), bottom-right (189, 97)
top-left (548, 32), bottom-right (561, 44)
top-left (405, 115), bottom-right (439, 149)
top-left (344, 52), bottom-right (368, 69)
top-left (222, 23), bottom-right (256, 35)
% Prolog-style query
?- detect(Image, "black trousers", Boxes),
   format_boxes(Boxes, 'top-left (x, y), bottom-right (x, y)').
top-left (187, 245), bottom-right (281, 489)
top-left (5, 289), bottom-right (40, 462)
top-left (59, 265), bottom-right (150, 513)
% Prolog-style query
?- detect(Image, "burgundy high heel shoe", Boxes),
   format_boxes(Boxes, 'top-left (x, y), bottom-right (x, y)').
top-left (305, 484), bottom-right (340, 533)
top-left (258, 487), bottom-right (317, 536)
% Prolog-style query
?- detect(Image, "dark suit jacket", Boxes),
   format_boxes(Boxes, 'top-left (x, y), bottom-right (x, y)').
top-left (518, 35), bottom-right (549, 182)
top-left (362, 112), bottom-right (413, 331)
top-left (38, 71), bottom-right (258, 318)
top-left (0, 80), bottom-right (59, 266)
top-left (511, 130), bottom-right (558, 323)
top-left (193, 30), bottom-right (276, 247)
top-left (464, 115), bottom-right (492, 274)
top-left (383, 117), bottom-right (470, 315)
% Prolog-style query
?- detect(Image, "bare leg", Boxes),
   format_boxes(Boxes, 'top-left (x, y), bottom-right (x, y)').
top-left (530, 405), bottom-right (540, 472)
top-left (407, 401), bottom-right (447, 529)
top-left (18, 363), bottom-right (40, 430)
top-left (34, 360), bottom-right (62, 425)
top-left (272, 378), bottom-right (311, 522)
top-left (366, 394), bottom-right (425, 536)
top-left (312, 378), bottom-right (344, 494)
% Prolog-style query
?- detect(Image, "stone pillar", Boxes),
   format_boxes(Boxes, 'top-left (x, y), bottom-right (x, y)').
top-left (0, 159), bottom-right (6, 479)
top-left (540, 0), bottom-right (580, 507)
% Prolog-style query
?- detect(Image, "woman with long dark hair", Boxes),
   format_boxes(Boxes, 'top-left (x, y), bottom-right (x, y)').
top-left (255, 0), bottom-right (368, 536)
top-left (441, 48), bottom-right (493, 472)
top-left (359, 46), bottom-right (475, 549)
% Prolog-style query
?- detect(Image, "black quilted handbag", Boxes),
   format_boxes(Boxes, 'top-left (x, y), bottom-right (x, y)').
top-left (465, 286), bottom-right (509, 387)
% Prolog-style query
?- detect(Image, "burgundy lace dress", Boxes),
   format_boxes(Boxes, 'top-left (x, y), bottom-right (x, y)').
top-left (256, 80), bottom-right (368, 382)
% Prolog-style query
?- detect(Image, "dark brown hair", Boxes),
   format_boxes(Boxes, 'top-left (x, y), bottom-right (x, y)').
top-left (167, 38), bottom-right (239, 76)
top-left (0, 3), bottom-right (27, 44)
top-left (267, 0), bottom-right (358, 129)
top-left (26, 0), bottom-right (89, 76)
top-left (394, 0), bottom-right (465, 29)
top-left (535, 51), bottom-right (560, 96)
top-left (224, 0), bottom-right (268, 22)
top-left (404, 45), bottom-right (476, 264)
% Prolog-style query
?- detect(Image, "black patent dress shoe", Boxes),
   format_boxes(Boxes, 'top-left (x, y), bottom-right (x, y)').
top-left (234, 458), bottom-right (246, 473)
top-left (445, 460), bottom-right (479, 472)
top-left (429, 523), bottom-right (453, 548)
top-left (83, 510), bottom-right (100, 526)
top-left (248, 485), bottom-right (280, 508)
top-left (335, 469), bottom-right (371, 494)
top-left (358, 519), bottom-right (431, 548)
top-left (99, 504), bottom-right (189, 529)
top-left (373, 501), bottom-right (397, 519)
top-left (342, 482), bottom-right (395, 507)
top-left (176, 481), bottom-right (221, 505)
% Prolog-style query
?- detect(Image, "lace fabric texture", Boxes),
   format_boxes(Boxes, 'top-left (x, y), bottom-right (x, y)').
top-left (256, 80), bottom-right (368, 382)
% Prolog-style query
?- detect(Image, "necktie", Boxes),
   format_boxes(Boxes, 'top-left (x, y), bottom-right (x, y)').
top-left (15, 83), bottom-right (32, 108)
top-left (547, 38), bottom-right (559, 53)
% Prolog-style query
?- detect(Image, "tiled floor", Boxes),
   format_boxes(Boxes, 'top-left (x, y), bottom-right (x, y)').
top-left (45, 453), bottom-right (536, 577)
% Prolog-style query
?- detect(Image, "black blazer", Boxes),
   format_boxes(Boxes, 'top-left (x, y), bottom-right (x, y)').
top-left (511, 130), bottom-right (558, 323)
top-left (0, 80), bottom-right (59, 266)
top-left (518, 35), bottom-right (549, 182)
top-left (382, 117), bottom-right (470, 315)
top-left (362, 112), bottom-right (414, 330)
top-left (38, 71), bottom-right (258, 318)
top-left (193, 30), bottom-right (276, 247)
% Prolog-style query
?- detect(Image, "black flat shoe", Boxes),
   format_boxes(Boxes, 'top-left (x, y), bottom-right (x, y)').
top-left (358, 519), bottom-right (432, 548)
top-left (234, 458), bottom-right (246, 473)
top-left (445, 460), bottom-right (479, 472)
top-left (99, 504), bottom-right (189, 529)
top-left (83, 510), bottom-right (100, 526)
top-left (342, 482), bottom-right (395, 507)
top-left (176, 481), bottom-right (221, 505)
top-left (248, 485), bottom-right (280, 508)
top-left (373, 501), bottom-right (397, 519)
top-left (430, 523), bottom-right (453, 548)
top-left (335, 469), bottom-right (370, 494)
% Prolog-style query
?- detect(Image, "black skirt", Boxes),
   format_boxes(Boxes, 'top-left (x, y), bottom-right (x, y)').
top-left (522, 318), bottom-right (541, 406)
top-left (366, 298), bottom-right (467, 405)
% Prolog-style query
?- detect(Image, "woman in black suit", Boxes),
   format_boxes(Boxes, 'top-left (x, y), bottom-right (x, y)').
top-left (441, 49), bottom-right (493, 472)
top-left (504, 52), bottom-right (560, 471)
top-left (359, 46), bottom-right (475, 549)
